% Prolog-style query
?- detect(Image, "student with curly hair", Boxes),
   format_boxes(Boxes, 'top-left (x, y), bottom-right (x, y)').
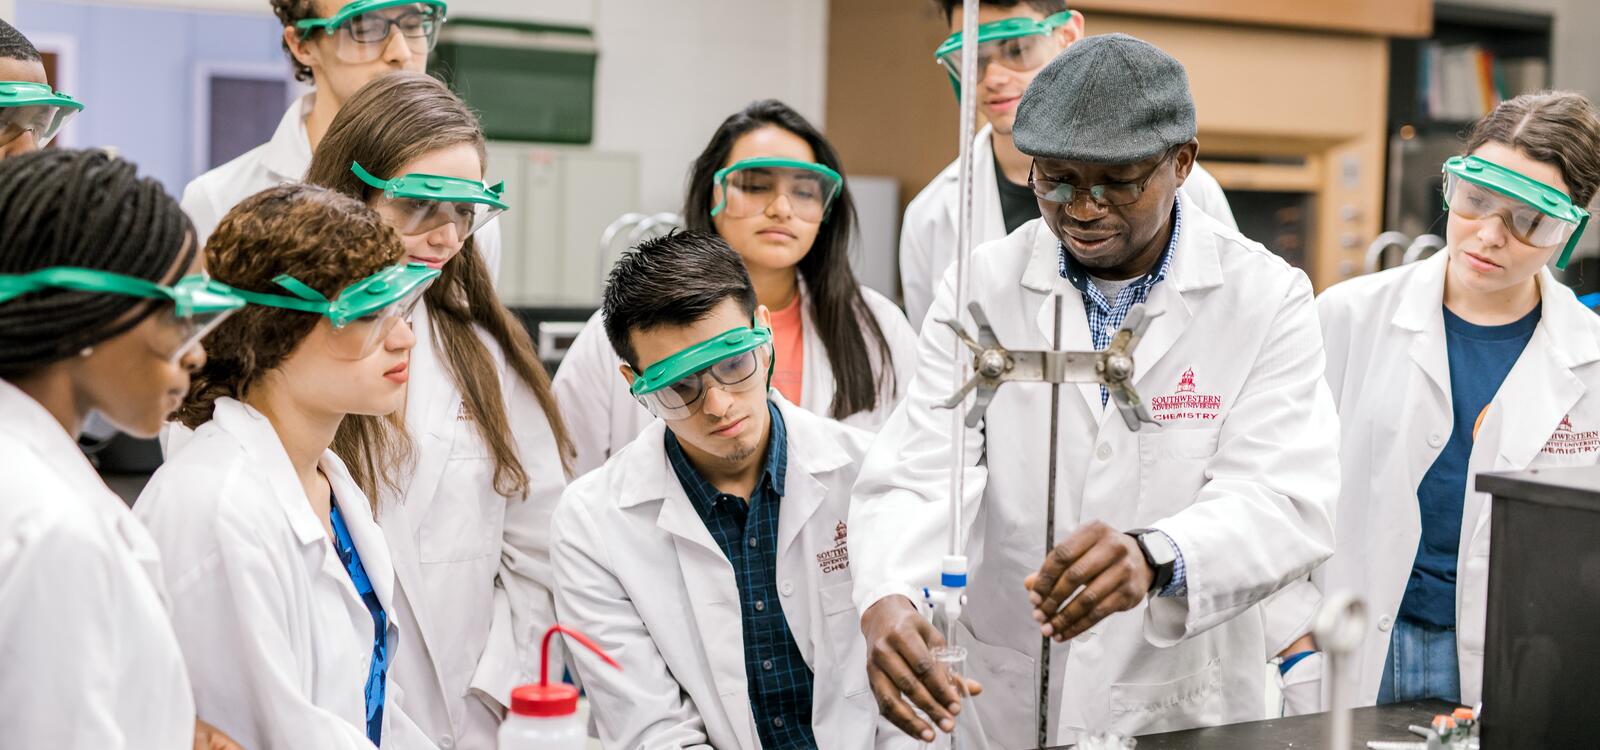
top-left (137, 183), bottom-right (440, 749)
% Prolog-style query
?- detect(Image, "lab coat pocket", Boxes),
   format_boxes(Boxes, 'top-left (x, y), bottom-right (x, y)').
top-left (1136, 428), bottom-right (1221, 521)
top-left (418, 423), bottom-right (501, 564)
top-left (1108, 656), bottom-right (1224, 735)
top-left (820, 579), bottom-right (869, 697)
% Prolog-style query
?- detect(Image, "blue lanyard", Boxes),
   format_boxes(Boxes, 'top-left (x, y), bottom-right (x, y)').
top-left (330, 502), bottom-right (389, 745)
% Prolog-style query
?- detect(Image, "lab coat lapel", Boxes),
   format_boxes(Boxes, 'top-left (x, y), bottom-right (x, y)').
top-left (1394, 252), bottom-right (1453, 404)
top-left (941, 124), bottom-right (1005, 246)
top-left (1018, 222), bottom-right (1102, 418)
top-left (775, 397), bottom-right (847, 559)
top-left (1490, 269), bottom-right (1597, 472)
top-left (325, 456), bottom-right (398, 615)
top-left (260, 93), bottom-right (313, 183)
top-left (211, 398), bottom-right (329, 549)
top-left (401, 305), bottom-right (459, 522)
top-left (619, 426), bottom-right (752, 744)
top-left (1127, 211), bottom-right (1222, 408)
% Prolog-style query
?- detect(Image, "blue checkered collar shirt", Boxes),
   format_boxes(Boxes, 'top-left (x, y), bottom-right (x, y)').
top-left (1057, 195), bottom-right (1183, 405)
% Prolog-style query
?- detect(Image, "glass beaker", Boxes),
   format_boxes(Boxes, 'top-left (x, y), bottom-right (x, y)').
top-left (919, 646), bottom-right (992, 750)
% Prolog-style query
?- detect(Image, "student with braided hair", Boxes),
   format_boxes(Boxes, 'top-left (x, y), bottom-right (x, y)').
top-left (0, 19), bottom-right (84, 159)
top-left (0, 149), bottom-right (241, 749)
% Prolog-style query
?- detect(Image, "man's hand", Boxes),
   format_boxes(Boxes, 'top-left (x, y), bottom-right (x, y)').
top-left (861, 596), bottom-right (983, 742)
top-left (194, 718), bottom-right (244, 750)
top-left (1025, 521), bottom-right (1155, 642)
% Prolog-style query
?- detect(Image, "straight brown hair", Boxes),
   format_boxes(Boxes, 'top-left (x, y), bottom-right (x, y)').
top-left (1466, 91), bottom-right (1600, 208)
top-left (306, 72), bottom-right (575, 497)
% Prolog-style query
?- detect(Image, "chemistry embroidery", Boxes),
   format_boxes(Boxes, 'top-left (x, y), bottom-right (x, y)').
top-left (1541, 415), bottom-right (1600, 456)
top-left (815, 521), bottom-right (849, 574)
top-left (1150, 368), bottom-right (1224, 422)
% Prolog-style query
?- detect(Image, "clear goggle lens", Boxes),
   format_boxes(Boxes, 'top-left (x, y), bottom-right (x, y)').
top-left (717, 167), bottom-right (840, 223)
top-left (150, 305), bottom-right (238, 364)
top-left (0, 104), bottom-right (75, 148)
top-left (937, 33), bottom-right (1057, 81)
top-left (377, 195), bottom-right (503, 240)
top-left (1444, 172), bottom-right (1579, 249)
top-left (636, 345), bottom-right (770, 421)
top-left (330, 4), bottom-right (442, 63)
top-left (323, 282), bottom-right (429, 360)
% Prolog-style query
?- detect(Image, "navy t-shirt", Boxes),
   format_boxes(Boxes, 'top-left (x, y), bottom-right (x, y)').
top-left (1399, 305), bottom-right (1540, 628)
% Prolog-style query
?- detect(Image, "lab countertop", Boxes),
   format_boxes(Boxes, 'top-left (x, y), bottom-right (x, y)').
top-left (1046, 699), bottom-right (1458, 749)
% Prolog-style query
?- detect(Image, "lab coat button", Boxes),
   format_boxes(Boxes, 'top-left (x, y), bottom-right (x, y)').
top-left (780, 580), bottom-right (794, 596)
top-left (439, 736), bottom-right (454, 749)
top-left (1378, 615), bottom-right (1393, 632)
top-left (1428, 433), bottom-right (1443, 448)
top-left (1095, 444), bottom-right (1112, 461)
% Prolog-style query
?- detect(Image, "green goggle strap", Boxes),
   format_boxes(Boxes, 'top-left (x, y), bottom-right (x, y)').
top-left (934, 10), bottom-right (1075, 93)
top-left (352, 161), bottom-right (509, 210)
top-left (710, 157), bottom-right (845, 220)
top-left (1443, 155), bottom-right (1591, 269)
top-left (0, 81), bottom-right (85, 112)
top-left (0, 268), bottom-right (244, 316)
top-left (629, 324), bottom-right (775, 397)
top-left (296, 0), bottom-right (447, 38)
top-left (228, 263), bottom-right (440, 327)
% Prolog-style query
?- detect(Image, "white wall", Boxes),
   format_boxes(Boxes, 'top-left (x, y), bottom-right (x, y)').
top-left (589, 0), bottom-right (828, 214)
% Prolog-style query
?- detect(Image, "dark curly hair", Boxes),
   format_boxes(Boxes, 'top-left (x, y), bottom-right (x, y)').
top-left (271, 0), bottom-right (320, 83)
top-left (176, 182), bottom-right (408, 505)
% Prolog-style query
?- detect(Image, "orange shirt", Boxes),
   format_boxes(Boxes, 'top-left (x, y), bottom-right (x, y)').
top-left (769, 294), bottom-right (805, 405)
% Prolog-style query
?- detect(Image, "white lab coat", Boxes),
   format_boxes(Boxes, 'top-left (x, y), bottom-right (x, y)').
top-left (383, 305), bottom-right (566, 750)
top-left (179, 93), bottom-right (501, 275)
top-left (1310, 250), bottom-right (1600, 707)
top-left (898, 124), bottom-right (1238, 330)
top-left (553, 281), bottom-right (919, 477)
top-left (0, 379), bottom-right (195, 750)
top-left (852, 211), bottom-right (1340, 747)
top-left (136, 397), bottom-right (434, 749)
top-left (551, 394), bottom-right (914, 750)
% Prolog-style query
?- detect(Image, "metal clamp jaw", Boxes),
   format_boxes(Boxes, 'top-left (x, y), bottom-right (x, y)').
top-left (937, 300), bottom-right (1160, 431)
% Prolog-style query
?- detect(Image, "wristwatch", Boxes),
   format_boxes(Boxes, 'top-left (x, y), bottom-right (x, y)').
top-left (1127, 528), bottom-right (1176, 595)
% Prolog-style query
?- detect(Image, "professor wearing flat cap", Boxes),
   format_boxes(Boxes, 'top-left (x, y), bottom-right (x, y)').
top-left (851, 34), bottom-right (1341, 746)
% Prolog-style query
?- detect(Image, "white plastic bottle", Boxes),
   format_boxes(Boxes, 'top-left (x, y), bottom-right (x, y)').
top-left (497, 682), bottom-right (585, 750)
top-left (499, 624), bottom-right (620, 750)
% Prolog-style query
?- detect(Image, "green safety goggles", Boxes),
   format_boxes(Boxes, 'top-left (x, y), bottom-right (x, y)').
top-left (1442, 155), bottom-right (1590, 269)
top-left (296, 0), bottom-right (447, 63)
top-left (934, 10), bottom-right (1075, 95)
top-left (354, 161), bottom-right (507, 245)
top-left (0, 81), bottom-right (84, 149)
top-left (230, 262), bottom-right (440, 360)
top-left (629, 323), bottom-right (775, 421)
top-left (711, 157), bottom-right (844, 224)
top-left (0, 268), bottom-right (245, 362)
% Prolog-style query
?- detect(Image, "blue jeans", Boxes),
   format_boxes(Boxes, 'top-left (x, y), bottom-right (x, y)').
top-left (1377, 616), bottom-right (1461, 704)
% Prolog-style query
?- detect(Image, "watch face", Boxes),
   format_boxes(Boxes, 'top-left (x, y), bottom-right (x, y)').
top-left (1141, 532), bottom-right (1178, 566)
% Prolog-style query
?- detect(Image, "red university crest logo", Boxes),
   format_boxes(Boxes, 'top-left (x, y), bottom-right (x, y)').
top-left (1149, 368), bottom-right (1223, 422)
top-left (1543, 414), bottom-right (1599, 456)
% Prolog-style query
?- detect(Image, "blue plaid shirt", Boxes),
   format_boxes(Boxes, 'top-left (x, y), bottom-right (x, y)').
top-left (665, 401), bottom-right (817, 749)
top-left (1057, 197), bottom-right (1188, 598)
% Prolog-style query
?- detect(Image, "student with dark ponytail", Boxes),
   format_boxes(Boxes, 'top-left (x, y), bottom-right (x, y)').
top-left (556, 99), bottom-right (918, 476)
top-left (303, 71), bottom-right (574, 750)
top-left (0, 149), bottom-right (241, 749)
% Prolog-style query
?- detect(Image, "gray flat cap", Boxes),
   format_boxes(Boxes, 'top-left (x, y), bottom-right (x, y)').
top-left (1013, 33), bottom-right (1196, 164)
